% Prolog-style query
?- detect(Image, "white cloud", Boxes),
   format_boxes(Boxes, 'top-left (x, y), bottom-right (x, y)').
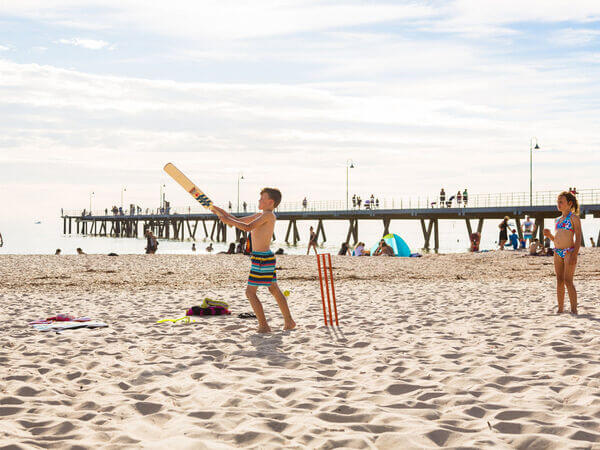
top-left (551, 28), bottom-right (600, 46)
top-left (0, 44), bottom-right (10, 51)
top-left (56, 37), bottom-right (110, 50)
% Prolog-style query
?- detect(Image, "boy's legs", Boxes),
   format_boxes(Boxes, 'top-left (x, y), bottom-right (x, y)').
top-left (268, 282), bottom-right (296, 330)
top-left (553, 253), bottom-right (565, 313)
top-left (245, 285), bottom-right (271, 332)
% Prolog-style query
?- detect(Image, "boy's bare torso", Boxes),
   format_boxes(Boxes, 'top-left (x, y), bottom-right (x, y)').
top-left (251, 211), bottom-right (276, 252)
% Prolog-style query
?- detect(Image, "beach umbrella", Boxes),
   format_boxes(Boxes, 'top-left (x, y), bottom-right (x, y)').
top-left (370, 233), bottom-right (411, 257)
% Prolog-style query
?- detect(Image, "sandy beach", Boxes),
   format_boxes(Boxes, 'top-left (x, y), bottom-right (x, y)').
top-left (2, 250), bottom-right (600, 449)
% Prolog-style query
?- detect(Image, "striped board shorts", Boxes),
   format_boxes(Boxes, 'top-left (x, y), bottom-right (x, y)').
top-left (248, 251), bottom-right (277, 287)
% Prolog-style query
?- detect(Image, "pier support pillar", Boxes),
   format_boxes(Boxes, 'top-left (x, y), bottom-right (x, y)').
top-left (63, 217), bottom-right (67, 235)
top-left (433, 219), bottom-right (439, 252)
top-left (315, 219), bottom-right (327, 244)
top-left (535, 218), bottom-right (544, 241)
top-left (382, 218), bottom-right (391, 236)
top-left (345, 219), bottom-right (358, 245)
top-left (187, 220), bottom-right (198, 240)
top-left (210, 220), bottom-right (217, 241)
top-left (68, 218), bottom-right (72, 235)
top-left (465, 218), bottom-right (484, 242)
top-left (285, 220), bottom-right (301, 245)
top-left (597, 229), bottom-right (600, 247)
top-left (202, 220), bottom-right (209, 238)
top-left (420, 219), bottom-right (434, 250)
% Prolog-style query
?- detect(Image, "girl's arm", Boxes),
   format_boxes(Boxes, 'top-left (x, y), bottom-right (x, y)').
top-left (572, 215), bottom-right (583, 253)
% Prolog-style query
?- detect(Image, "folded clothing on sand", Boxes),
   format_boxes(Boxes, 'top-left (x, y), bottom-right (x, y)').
top-left (186, 305), bottom-right (231, 316)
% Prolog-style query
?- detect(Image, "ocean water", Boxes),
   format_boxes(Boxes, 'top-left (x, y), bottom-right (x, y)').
top-left (1, 215), bottom-right (599, 256)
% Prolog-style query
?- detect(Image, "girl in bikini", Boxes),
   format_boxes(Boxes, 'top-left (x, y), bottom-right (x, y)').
top-left (543, 191), bottom-right (582, 314)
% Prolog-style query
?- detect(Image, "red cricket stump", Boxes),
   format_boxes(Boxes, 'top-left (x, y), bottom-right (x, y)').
top-left (316, 253), bottom-right (339, 326)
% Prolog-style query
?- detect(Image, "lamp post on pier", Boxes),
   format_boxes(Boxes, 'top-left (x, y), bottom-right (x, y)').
top-left (529, 137), bottom-right (540, 206)
top-left (346, 159), bottom-right (355, 210)
top-left (159, 184), bottom-right (165, 211)
top-left (121, 186), bottom-right (127, 209)
top-left (237, 173), bottom-right (244, 213)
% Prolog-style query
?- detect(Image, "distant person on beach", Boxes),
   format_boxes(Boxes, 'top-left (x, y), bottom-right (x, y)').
top-left (192, 243), bottom-right (196, 252)
top-left (374, 239), bottom-right (394, 256)
top-left (543, 191), bottom-right (582, 314)
top-left (55, 249), bottom-right (61, 255)
top-left (353, 242), bottom-right (365, 256)
top-left (76, 248), bottom-right (86, 255)
top-left (212, 187), bottom-right (295, 333)
top-left (509, 230), bottom-right (519, 250)
top-left (338, 242), bottom-right (351, 256)
top-left (591, 237), bottom-right (596, 247)
top-left (469, 232), bottom-right (480, 252)
top-left (206, 243), bottom-right (214, 253)
top-left (219, 243), bottom-right (236, 254)
top-left (498, 216), bottom-right (510, 250)
top-left (145, 230), bottom-right (158, 254)
top-left (439, 188), bottom-right (445, 207)
top-left (307, 226), bottom-right (318, 255)
top-left (529, 239), bottom-right (543, 255)
top-left (522, 216), bottom-right (535, 245)
top-left (0, 232), bottom-right (3, 247)
top-left (236, 237), bottom-right (246, 254)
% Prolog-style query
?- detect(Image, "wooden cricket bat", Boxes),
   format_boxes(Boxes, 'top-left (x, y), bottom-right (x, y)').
top-left (163, 163), bottom-right (215, 211)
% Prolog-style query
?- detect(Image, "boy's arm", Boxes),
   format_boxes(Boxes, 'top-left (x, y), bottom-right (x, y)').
top-left (237, 213), bottom-right (261, 224)
top-left (220, 212), bottom-right (272, 232)
top-left (212, 206), bottom-right (259, 224)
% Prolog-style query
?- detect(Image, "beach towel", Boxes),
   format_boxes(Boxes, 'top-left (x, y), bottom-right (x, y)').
top-left (31, 321), bottom-right (108, 333)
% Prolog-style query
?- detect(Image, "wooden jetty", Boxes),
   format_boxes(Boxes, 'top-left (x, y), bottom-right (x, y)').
top-left (62, 189), bottom-right (600, 250)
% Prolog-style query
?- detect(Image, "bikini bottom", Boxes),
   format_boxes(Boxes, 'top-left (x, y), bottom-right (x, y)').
top-left (555, 247), bottom-right (574, 259)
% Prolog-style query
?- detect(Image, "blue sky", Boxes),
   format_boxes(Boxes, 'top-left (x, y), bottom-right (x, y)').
top-left (1, 1), bottom-right (599, 220)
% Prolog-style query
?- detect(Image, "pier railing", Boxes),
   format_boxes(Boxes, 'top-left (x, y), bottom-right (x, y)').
top-left (62, 189), bottom-right (600, 217)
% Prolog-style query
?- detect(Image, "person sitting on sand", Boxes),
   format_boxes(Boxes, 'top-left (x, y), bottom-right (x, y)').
top-left (55, 249), bottom-right (61, 255)
top-left (529, 239), bottom-right (543, 256)
top-left (206, 243), bottom-right (214, 253)
top-left (212, 187), bottom-right (296, 333)
top-left (338, 241), bottom-right (351, 256)
top-left (76, 247), bottom-right (86, 255)
top-left (236, 237), bottom-right (246, 254)
top-left (353, 242), bottom-right (365, 256)
top-left (374, 240), bottom-right (394, 256)
top-left (219, 243), bottom-right (236, 254)
top-left (590, 237), bottom-right (596, 247)
top-left (509, 229), bottom-right (519, 250)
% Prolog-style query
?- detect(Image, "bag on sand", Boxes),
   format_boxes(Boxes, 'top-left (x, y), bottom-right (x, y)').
top-left (186, 305), bottom-right (231, 316)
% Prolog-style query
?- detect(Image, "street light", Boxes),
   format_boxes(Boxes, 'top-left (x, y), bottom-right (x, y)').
top-left (89, 191), bottom-right (94, 213)
top-left (529, 137), bottom-right (540, 206)
top-left (237, 172), bottom-right (244, 213)
top-left (346, 159), bottom-right (355, 210)
top-left (121, 186), bottom-right (127, 209)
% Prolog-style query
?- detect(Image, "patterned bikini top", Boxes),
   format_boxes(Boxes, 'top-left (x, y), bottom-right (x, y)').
top-left (555, 211), bottom-right (574, 231)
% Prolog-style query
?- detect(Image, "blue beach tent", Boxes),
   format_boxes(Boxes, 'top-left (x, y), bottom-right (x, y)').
top-left (370, 233), bottom-right (411, 257)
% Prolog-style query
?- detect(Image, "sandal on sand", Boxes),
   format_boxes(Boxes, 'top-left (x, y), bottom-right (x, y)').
top-left (238, 313), bottom-right (257, 319)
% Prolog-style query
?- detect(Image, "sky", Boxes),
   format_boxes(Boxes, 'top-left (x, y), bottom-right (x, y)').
top-left (1, 0), bottom-right (600, 223)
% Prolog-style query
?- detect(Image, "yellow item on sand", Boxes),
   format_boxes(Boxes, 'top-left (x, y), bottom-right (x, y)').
top-left (283, 290), bottom-right (290, 297)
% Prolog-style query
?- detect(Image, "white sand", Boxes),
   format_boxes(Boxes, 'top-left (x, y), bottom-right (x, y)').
top-left (1, 250), bottom-right (600, 448)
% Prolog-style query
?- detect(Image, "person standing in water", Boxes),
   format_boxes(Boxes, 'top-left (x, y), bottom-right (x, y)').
top-left (498, 216), bottom-right (510, 250)
top-left (307, 226), bottom-right (318, 255)
top-left (544, 191), bottom-right (582, 314)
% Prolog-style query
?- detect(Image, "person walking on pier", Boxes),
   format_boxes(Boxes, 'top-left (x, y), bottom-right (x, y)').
top-left (228, 201), bottom-right (232, 212)
top-left (302, 197), bottom-right (308, 210)
top-left (498, 216), bottom-right (510, 250)
top-left (243, 201), bottom-right (247, 212)
top-left (357, 196), bottom-right (362, 209)
top-left (352, 195), bottom-right (357, 209)
top-left (439, 188), bottom-right (446, 207)
top-left (456, 191), bottom-right (462, 207)
top-left (307, 226), bottom-right (318, 255)
top-left (463, 189), bottom-right (468, 206)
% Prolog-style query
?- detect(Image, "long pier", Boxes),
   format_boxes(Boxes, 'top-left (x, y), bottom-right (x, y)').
top-left (62, 189), bottom-right (600, 250)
